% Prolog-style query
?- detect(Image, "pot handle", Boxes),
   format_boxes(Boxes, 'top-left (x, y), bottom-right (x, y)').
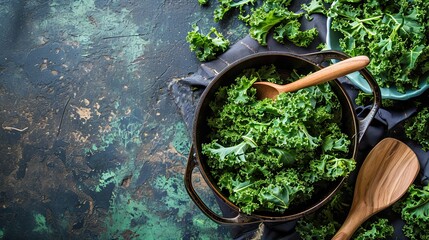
top-left (301, 50), bottom-right (381, 142)
top-left (184, 147), bottom-right (262, 225)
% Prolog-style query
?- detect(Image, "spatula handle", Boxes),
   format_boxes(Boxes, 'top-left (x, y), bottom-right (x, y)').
top-left (331, 205), bottom-right (368, 240)
top-left (279, 56), bottom-right (370, 93)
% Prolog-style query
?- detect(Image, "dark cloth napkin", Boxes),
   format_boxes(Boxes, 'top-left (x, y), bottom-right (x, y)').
top-left (169, 11), bottom-right (429, 240)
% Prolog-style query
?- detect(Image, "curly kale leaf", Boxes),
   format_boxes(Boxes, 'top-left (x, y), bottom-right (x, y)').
top-left (322, 123), bottom-right (351, 153)
top-left (226, 74), bottom-right (257, 104)
top-left (258, 169), bottom-right (311, 211)
top-left (354, 218), bottom-right (394, 240)
top-left (396, 183), bottom-right (429, 240)
top-left (273, 19), bottom-right (318, 47)
top-left (306, 154), bottom-right (356, 183)
top-left (405, 107), bottom-right (429, 151)
top-left (186, 24), bottom-right (230, 62)
top-left (202, 133), bottom-right (257, 168)
top-left (242, 64), bottom-right (282, 84)
top-left (297, 220), bottom-right (336, 240)
top-left (301, 0), bottom-right (327, 20)
top-left (213, 0), bottom-right (257, 22)
top-left (248, 0), bottom-right (318, 46)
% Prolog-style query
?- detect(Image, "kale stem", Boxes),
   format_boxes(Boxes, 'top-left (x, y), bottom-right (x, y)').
top-left (230, 0), bottom-right (256, 8)
top-left (357, 15), bottom-right (383, 22)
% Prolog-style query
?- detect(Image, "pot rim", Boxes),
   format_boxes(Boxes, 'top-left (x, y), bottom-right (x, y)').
top-left (186, 51), bottom-right (380, 224)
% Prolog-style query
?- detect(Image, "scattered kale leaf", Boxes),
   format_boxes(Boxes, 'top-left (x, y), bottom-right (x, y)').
top-left (301, 0), bottom-right (327, 20)
top-left (248, 0), bottom-right (320, 46)
top-left (353, 218), bottom-right (394, 240)
top-left (214, 0), bottom-right (257, 22)
top-left (273, 19), bottom-right (318, 47)
top-left (404, 107), bottom-right (429, 151)
top-left (186, 24), bottom-right (230, 62)
top-left (395, 183), bottom-right (429, 240)
top-left (189, 0), bottom-right (323, 59)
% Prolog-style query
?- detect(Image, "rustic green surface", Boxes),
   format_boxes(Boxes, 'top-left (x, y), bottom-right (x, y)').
top-left (0, 0), bottom-right (247, 239)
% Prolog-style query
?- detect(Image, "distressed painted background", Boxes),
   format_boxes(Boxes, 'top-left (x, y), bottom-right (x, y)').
top-left (0, 0), bottom-right (248, 239)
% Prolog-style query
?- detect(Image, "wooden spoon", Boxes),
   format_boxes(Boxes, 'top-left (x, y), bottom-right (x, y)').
top-left (253, 55), bottom-right (370, 100)
top-left (332, 138), bottom-right (420, 240)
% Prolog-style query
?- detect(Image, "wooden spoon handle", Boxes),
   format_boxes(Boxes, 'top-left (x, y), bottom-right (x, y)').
top-left (279, 56), bottom-right (370, 93)
top-left (331, 205), bottom-right (369, 240)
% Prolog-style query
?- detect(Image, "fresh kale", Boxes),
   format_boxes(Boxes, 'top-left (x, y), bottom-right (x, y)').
top-left (405, 107), bottom-right (429, 151)
top-left (248, 0), bottom-right (319, 46)
top-left (202, 65), bottom-right (355, 214)
top-left (273, 19), bottom-right (318, 47)
top-left (328, 0), bottom-right (429, 93)
top-left (213, 0), bottom-right (257, 22)
top-left (395, 183), bottom-right (429, 240)
top-left (353, 218), bottom-right (394, 240)
top-left (186, 24), bottom-right (230, 62)
top-left (301, 0), bottom-right (327, 21)
top-left (198, 0), bottom-right (208, 5)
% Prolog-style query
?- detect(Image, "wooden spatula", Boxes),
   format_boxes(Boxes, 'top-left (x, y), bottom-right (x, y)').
top-left (332, 138), bottom-right (420, 240)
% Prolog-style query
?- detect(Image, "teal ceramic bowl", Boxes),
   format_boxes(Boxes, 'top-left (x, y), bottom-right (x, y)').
top-left (326, 17), bottom-right (429, 100)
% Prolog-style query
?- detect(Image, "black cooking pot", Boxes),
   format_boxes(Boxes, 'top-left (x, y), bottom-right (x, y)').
top-left (185, 51), bottom-right (381, 225)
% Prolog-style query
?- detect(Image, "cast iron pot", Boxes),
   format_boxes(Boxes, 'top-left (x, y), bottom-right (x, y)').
top-left (185, 50), bottom-right (381, 225)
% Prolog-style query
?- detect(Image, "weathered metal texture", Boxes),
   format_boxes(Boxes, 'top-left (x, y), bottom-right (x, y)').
top-left (0, 0), bottom-right (241, 239)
